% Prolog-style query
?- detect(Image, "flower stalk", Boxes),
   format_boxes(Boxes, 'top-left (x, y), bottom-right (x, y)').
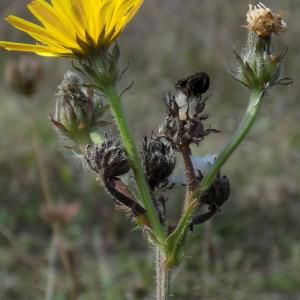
top-left (104, 87), bottom-right (166, 245)
top-left (194, 88), bottom-right (264, 198)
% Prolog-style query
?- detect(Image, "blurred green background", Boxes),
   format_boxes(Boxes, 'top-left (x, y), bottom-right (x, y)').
top-left (0, 0), bottom-right (300, 299)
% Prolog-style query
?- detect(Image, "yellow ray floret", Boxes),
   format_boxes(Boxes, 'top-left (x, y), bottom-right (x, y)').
top-left (0, 0), bottom-right (144, 57)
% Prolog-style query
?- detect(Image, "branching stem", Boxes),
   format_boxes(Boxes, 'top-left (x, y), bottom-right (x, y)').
top-left (166, 89), bottom-right (264, 267)
top-left (193, 89), bottom-right (264, 200)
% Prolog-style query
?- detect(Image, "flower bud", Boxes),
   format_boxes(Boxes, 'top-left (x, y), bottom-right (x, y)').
top-left (85, 134), bottom-right (130, 178)
top-left (51, 71), bottom-right (109, 145)
top-left (4, 56), bottom-right (43, 96)
top-left (142, 136), bottom-right (176, 189)
top-left (231, 3), bottom-right (292, 90)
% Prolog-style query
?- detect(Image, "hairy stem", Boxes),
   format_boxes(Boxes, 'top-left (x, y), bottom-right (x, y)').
top-left (105, 87), bottom-right (166, 244)
top-left (156, 247), bottom-right (170, 300)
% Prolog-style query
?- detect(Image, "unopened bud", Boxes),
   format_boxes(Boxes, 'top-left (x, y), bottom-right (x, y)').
top-left (51, 71), bottom-right (109, 145)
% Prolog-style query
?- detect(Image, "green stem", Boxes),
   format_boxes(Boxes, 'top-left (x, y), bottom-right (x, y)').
top-left (166, 89), bottom-right (264, 267)
top-left (105, 87), bottom-right (166, 244)
top-left (193, 89), bottom-right (264, 199)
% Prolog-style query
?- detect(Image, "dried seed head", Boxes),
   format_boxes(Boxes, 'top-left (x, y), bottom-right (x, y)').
top-left (85, 134), bottom-right (130, 178)
top-left (142, 136), bottom-right (176, 189)
top-left (189, 172), bottom-right (230, 230)
top-left (230, 4), bottom-right (292, 90)
top-left (159, 74), bottom-right (218, 149)
top-left (51, 71), bottom-right (109, 145)
top-left (246, 3), bottom-right (287, 37)
top-left (4, 56), bottom-right (43, 96)
top-left (176, 72), bottom-right (210, 98)
top-left (200, 173), bottom-right (230, 207)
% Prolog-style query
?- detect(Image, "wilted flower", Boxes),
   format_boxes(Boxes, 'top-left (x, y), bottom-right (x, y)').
top-left (0, 0), bottom-right (144, 57)
top-left (4, 56), bottom-right (43, 96)
top-left (142, 135), bottom-right (176, 189)
top-left (189, 169), bottom-right (230, 231)
top-left (85, 134), bottom-right (130, 178)
top-left (51, 71), bottom-right (109, 145)
top-left (159, 73), bottom-right (218, 149)
top-left (230, 4), bottom-right (292, 90)
top-left (85, 135), bottom-right (146, 218)
top-left (246, 3), bottom-right (287, 37)
top-left (176, 72), bottom-right (210, 98)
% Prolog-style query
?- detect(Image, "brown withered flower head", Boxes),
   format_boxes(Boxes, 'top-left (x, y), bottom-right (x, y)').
top-left (4, 56), bottom-right (43, 96)
top-left (231, 3), bottom-right (292, 90)
top-left (176, 72), bottom-right (210, 98)
top-left (142, 135), bottom-right (176, 190)
top-left (85, 135), bottom-right (146, 218)
top-left (190, 172), bottom-right (230, 231)
top-left (85, 134), bottom-right (130, 178)
top-left (246, 3), bottom-right (287, 37)
top-left (159, 72), bottom-right (218, 150)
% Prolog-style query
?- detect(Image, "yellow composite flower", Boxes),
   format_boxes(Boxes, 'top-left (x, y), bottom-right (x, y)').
top-left (0, 0), bottom-right (144, 57)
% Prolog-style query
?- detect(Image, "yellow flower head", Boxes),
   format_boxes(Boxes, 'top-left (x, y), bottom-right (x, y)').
top-left (0, 0), bottom-right (143, 57)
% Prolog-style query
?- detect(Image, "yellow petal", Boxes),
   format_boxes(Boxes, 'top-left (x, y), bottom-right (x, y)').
top-left (0, 41), bottom-right (70, 56)
top-left (6, 15), bottom-right (65, 49)
top-left (27, 0), bottom-right (79, 48)
top-left (1, 0), bottom-right (145, 57)
top-left (50, 0), bottom-right (85, 40)
top-left (125, 0), bottom-right (144, 24)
